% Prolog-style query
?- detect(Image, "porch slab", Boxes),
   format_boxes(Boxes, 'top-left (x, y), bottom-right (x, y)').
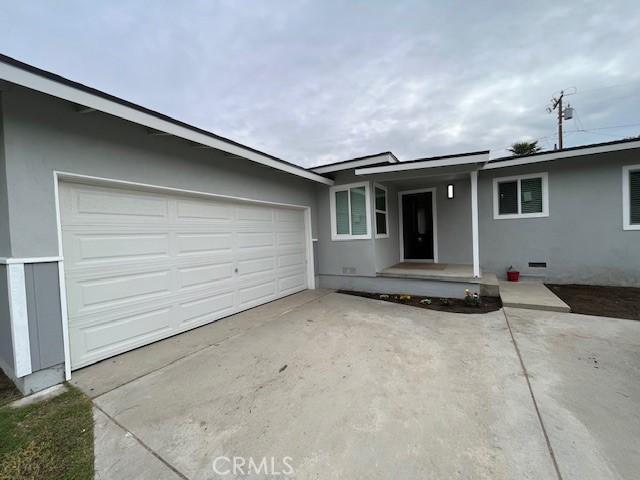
top-left (499, 280), bottom-right (570, 312)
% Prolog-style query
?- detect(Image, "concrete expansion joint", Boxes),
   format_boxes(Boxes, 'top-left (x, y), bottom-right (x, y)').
top-left (502, 308), bottom-right (564, 480)
top-left (94, 404), bottom-right (189, 480)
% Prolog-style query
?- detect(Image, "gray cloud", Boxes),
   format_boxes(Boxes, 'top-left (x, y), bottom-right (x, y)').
top-left (1, 0), bottom-right (639, 166)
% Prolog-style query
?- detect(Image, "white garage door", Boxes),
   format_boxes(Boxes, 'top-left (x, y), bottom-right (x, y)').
top-left (60, 181), bottom-right (309, 369)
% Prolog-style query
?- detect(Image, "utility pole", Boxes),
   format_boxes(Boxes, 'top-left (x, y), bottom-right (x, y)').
top-left (548, 87), bottom-right (576, 150)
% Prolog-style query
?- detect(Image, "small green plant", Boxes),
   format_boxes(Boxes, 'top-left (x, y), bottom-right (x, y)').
top-left (420, 298), bottom-right (432, 305)
top-left (464, 289), bottom-right (480, 307)
top-left (439, 298), bottom-right (451, 306)
top-left (398, 294), bottom-right (411, 302)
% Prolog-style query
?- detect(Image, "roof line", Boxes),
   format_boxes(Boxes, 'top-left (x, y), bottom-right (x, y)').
top-left (399, 149), bottom-right (491, 165)
top-left (483, 138), bottom-right (640, 170)
top-left (355, 151), bottom-right (490, 175)
top-left (0, 53), bottom-right (333, 185)
top-left (310, 151), bottom-right (396, 169)
top-left (489, 137), bottom-right (640, 163)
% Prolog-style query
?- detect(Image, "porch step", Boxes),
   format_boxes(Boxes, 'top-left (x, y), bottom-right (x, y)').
top-left (376, 269), bottom-right (500, 297)
top-left (499, 280), bottom-right (570, 313)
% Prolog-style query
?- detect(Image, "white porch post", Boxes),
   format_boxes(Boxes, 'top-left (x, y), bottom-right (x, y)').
top-left (470, 170), bottom-right (480, 278)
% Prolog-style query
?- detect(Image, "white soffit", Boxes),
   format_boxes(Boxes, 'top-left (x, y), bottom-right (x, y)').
top-left (0, 59), bottom-right (333, 186)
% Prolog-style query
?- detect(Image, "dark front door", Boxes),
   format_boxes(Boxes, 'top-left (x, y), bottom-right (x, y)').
top-left (402, 192), bottom-right (434, 260)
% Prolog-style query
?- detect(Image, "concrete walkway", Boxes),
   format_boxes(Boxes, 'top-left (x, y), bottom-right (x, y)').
top-left (499, 280), bottom-right (571, 312)
top-left (72, 291), bottom-right (639, 480)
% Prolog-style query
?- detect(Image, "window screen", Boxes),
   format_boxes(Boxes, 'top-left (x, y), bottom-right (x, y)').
top-left (498, 181), bottom-right (518, 215)
top-left (521, 177), bottom-right (543, 214)
top-left (335, 190), bottom-right (350, 234)
top-left (631, 170), bottom-right (640, 225)
top-left (350, 186), bottom-right (367, 235)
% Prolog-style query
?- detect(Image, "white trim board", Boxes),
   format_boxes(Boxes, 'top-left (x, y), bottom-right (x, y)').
top-left (0, 257), bottom-right (63, 264)
top-left (53, 171), bottom-right (317, 378)
top-left (623, 164), bottom-right (640, 231)
top-left (0, 59), bottom-right (333, 186)
top-left (398, 188), bottom-right (438, 263)
top-left (492, 172), bottom-right (549, 220)
top-left (355, 152), bottom-right (489, 175)
top-left (6, 263), bottom-right (32, 377)
top-left (312, 153), bottom-right (398, 174)
top-left (483, 140), bottom-right (640, 170)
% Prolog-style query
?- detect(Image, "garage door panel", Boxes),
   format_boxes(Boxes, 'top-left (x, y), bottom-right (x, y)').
top-left (63, 184), bottom-right (169, 224)
top-left (175, 199), bottom-right (234, 222)
top-left (236, 205), bottom-right (274, 222)
top-left (72, 307), bottom-right (174, 367)
top-left (277, 231), bottom-right (305, 247)
top-left (237, 232), bottom-right (275, 249)
top-left (61, 181), bottom-right (309, 369)
top-left (178, 262), bottom-right (235, 289)
top-left (237, 280), bottom-right (277, 308)
top-left (176, 233), bottom-right (234, 255)
top-left (279, 272), bottom-right (307, 294)
top-left (73, 233), bottom-right (170, 264)
top-left (278, 252), bottom-right (306, 268)
top-left (69, 270), bottom-right (172, 314)
top-left (178, 291), bottom-right (236, 327)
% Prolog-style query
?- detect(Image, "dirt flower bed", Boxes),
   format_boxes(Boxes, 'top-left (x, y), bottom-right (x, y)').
top-left (546, 284), bottom-right (640, 321)
top-left (337, 290), bottom-right (502, 314)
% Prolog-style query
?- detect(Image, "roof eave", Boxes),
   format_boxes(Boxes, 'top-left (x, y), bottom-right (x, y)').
top-left (355, 151), bottom-right (490, 175)
top-left (0, 56), bottom-right (333, 186)
top-left (311, 152), bottom-right (397, 174)
top-left (483, 139), bottom-right (640, 170)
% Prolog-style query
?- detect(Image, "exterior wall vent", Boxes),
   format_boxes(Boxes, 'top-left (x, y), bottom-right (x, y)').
top-left (528, 262), bottom-right (547, 268)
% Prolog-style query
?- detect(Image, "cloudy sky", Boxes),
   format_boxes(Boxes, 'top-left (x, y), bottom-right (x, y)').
top-left (1, 1), bottom-right (639, 166)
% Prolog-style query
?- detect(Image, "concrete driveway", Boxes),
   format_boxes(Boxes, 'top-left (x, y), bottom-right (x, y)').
top-left (71, 290), bottom-right (640, 480)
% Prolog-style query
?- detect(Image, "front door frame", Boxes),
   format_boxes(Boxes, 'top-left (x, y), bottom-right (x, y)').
top-left (398, 188), bottom-right (439, 263)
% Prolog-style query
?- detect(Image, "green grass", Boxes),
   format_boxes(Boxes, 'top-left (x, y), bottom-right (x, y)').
top-left (0, 372), bottom-right (94, 480)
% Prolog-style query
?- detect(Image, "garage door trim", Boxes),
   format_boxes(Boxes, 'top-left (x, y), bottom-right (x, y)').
top-left (53, 170), bottom-right (315, 380)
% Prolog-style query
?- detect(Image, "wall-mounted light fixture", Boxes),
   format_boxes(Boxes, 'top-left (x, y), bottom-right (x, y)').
top-left (447, 184), bottom-right (454, 199)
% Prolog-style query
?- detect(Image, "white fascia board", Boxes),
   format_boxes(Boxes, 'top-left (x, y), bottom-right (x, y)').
top-left (483, 140), bottom-right (640, 170)
top-left (355, 152), bottom-right (490, 175)
top-left (0, 61), bottom-right (333, 186)
top-left (312, 152), bottom-right (397, 174)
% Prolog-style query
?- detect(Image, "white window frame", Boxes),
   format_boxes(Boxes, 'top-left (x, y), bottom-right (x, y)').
top-left (329, 181), bottom-right (372, 241)
top-left (374, 183), bottom-right (389, 239)
top-left (493, 172), bottom-right (549, 219)
top-left (623, 164), bottom-right (640, 231)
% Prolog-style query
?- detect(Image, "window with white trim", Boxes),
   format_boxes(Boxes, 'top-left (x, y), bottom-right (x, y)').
top-left (493, 172), bottom-right (549, 219)
top-left (623, 164), bottom-right (640, 230)
top-left (329, 182), bottom-right (371, 240)
top-left (374, 184), bottom-right (389, 238)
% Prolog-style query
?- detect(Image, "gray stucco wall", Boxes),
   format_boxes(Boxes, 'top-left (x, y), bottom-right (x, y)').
top-left (478, 152), bottom-right (640, 285)
top-left (1, 85), bottom-right (319, 258)
top-left (25, 262), bottom-right (64, 371)
top-left (0, 264), bottom-right (14, 376)
top-left (432, 179), bottom-right (473, 264)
